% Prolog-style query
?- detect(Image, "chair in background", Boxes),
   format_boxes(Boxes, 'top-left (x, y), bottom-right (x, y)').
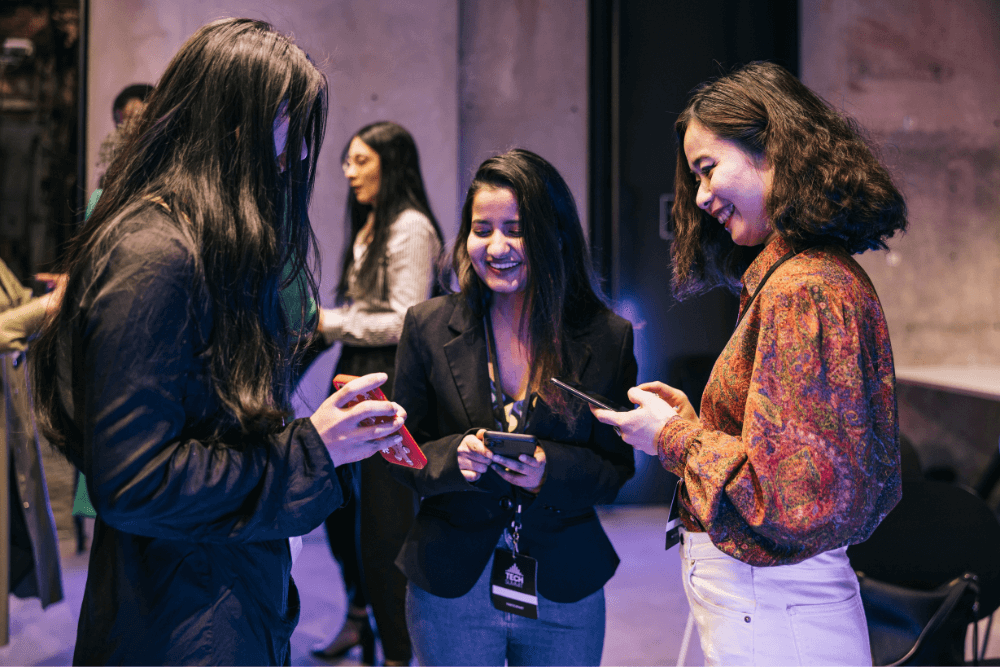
top-left (848, 479), bottom-right (1000, 665)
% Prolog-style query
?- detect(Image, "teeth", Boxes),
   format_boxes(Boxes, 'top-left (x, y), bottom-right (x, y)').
top-left (717, 205), bottom-right (734, 225)
top-left (489, 261), bottom-right (519, 270)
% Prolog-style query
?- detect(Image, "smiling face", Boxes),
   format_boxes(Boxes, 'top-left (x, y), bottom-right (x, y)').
top-left (683, 119), bottom-right (775, 247)
top-left (342, 136), bottom-right (381, 206)
top-left (466, 186), bottom-right (528, 298)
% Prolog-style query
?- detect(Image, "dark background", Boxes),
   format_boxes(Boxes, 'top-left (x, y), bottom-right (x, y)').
top-left (590, 0), bottom-right (799, 502)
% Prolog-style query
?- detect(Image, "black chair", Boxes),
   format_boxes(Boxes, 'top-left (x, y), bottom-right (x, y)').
top-left (848, 479), bottom-right (1000, 665)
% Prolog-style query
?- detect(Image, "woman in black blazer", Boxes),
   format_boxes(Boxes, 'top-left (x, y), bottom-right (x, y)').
top-left (390, 149), bottom-right (637, 666)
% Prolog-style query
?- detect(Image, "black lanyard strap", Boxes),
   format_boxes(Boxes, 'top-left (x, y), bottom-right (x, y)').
top-left (735, 248), bottom-right (797, 329)
top-left (483, 313), bottom-right (509, 432)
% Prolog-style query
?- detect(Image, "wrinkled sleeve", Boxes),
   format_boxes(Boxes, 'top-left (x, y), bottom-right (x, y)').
top-left (320, 211), bottom-right (440, 347)
top-left (79, 228), bottom-right (346, 543)
top-left (658, 279), bottom-right (887, 560)
top-left (0, 296), bottom-right (47, 353)
top-left (387, 307), bottom-right (474, 498)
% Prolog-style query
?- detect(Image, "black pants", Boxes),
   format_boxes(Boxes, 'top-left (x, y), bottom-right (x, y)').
top-left (323, 344), bottom-right (416, 663)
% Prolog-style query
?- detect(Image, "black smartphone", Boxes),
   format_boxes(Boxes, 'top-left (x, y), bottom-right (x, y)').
top-left (483, 431), bottom-right (537, 459)
top-left (550, 377), bottom-right (631, 412)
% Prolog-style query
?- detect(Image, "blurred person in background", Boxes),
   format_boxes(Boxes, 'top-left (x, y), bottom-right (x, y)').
top-left (313, 120), bottom-right (442, 666)
top-left (94, 82), bottom-right (154, 188)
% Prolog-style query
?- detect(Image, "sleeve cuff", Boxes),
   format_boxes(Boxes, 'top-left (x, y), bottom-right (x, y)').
top-left (657, 415), bottom-right (699, 476)
top-left (318, 307), bottom-right (345, 345)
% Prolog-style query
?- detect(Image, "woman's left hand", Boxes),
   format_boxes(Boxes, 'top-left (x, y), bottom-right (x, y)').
top-left (592, 387), bottom-right (678, 456)
top-left (491, 446), bottom-right (547, 494)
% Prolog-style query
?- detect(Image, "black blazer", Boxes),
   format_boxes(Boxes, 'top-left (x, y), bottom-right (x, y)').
top-left (391, 294), bottom-right (637, 603)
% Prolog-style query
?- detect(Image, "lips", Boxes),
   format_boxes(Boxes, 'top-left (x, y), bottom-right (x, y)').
top-left (488, 259), bottom-right (521, 271)
top-left (714, 204), bottom-right (734, 228)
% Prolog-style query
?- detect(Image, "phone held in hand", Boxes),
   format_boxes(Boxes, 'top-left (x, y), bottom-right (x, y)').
top-left (483, 431), bottom-right (538, 459)
top-left (549, 377), bottom-right (631, 412)
top-left (332, 374), bottom-right (427, 469)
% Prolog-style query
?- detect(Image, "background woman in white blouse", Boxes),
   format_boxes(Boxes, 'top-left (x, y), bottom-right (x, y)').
top-left (313, 121), bottom-right (443, 666)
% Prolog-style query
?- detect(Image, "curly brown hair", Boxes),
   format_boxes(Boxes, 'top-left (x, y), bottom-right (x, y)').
top-left (671, 61), bottom-right (907, 297)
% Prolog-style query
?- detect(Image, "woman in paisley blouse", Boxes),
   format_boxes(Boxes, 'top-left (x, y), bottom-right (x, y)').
top-left (593, 61), bottom-right (907, 666)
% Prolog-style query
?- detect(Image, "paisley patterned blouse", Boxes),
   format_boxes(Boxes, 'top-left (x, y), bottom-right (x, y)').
top-left (657, 237), bottom-right (902, 566)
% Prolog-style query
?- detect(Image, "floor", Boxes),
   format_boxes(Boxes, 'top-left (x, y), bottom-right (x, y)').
top-left (1, 505), bottom-right (997, 666)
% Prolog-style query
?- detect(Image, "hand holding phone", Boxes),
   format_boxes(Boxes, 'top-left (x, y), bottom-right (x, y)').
top-left (484, 431), bottom-right (545, 492)
top-left (332, 374), bottom-right (427, 469)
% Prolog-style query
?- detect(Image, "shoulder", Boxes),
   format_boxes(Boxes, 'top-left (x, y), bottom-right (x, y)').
top-left (81, 205), bottom-right (199, 307)
top-left (568, 306), bottom-right (633, 347)
top-left (406, 293), bottom-right (465, 328)
top-left (765, 247), bottom-right (881, 315)
top-left (105, 205), bottom-right (195, 270)
top-left (389, 209), bottom-right (438, 239)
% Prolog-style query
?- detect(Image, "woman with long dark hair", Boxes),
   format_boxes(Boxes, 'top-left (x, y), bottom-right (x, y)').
top-left (594, 61), bottom-right (906, 665)
top-left (30, 19), bottom-right (406, 665)
top-left (390, 149), bottom-right (636, 666)
top-left (312, 121), bottom-right (442, 666)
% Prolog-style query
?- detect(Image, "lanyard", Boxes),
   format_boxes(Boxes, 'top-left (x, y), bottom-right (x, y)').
top-left (483, 312), bottom-right (510, 432)
top-left (734, 248), bottom-right (798, 330)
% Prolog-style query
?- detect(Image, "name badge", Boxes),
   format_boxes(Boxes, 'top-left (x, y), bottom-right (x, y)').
top-left (665, 480), bottom-right (683, 550)
top-left (490, 548), bottom-right (539, 619)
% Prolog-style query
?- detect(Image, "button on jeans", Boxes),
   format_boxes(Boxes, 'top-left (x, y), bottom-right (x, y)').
top-left (681, 530), bottom-right (871, 666)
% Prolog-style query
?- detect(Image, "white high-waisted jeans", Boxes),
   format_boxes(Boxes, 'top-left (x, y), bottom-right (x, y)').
top-left (680, 530), bottom-right (871, 666)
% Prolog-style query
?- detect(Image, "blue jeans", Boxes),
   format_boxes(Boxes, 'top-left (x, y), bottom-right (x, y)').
top-left (405, 538), bottom-right (606, 666)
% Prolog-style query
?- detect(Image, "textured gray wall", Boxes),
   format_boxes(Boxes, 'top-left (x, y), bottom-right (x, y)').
top-left (801, 0), bottom-right (1000, 366)
top-left (458, 0), bottom-right (588, 231)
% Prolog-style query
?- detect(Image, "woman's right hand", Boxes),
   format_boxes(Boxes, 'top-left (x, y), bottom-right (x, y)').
top-left (310, 372), bottom-right (406, 467)
top-left (457, 429), bottom-right (492, 482)
top-left (636, 381), bottom-right (700, 425)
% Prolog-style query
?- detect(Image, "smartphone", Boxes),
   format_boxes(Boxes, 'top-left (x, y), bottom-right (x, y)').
top-left (332, 374), bottom-right (427, 469)
top-left (483, 431), bottom-right (538, 459)
top-left (550, 377), bottom-right (631, 412)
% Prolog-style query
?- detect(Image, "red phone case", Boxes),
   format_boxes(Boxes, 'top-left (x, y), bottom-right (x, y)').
top-left (332, 374), bottom-right (427, 469)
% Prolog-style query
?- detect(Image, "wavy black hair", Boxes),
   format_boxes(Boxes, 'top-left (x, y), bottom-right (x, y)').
top-left (31, 18), bottom-right (327, 457)
top-left (671, 61), bottom-right (907, 297)
top-left (337, 121), bottom-right (443, 302)
top-left (453, 148), bottom-right (608, 416)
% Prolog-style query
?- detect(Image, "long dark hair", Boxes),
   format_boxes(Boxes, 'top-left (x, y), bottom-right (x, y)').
top-left (337, 121), bottom-right (442, 302)
top-left (671, 61), bottom-right (907, 297)
top-left (31, 18), bottom-right (327, 457)
top-left (453, 149), bottom-right (608, 415)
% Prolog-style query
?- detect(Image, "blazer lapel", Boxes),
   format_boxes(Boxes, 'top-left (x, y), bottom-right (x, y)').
top-left (443, 302), bottom-right (495, 428)
top-left (564, 329), bottom-right (593, 383)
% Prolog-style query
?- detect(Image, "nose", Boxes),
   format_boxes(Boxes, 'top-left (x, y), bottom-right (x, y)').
top-left (344, 163), bottom-right (357, 178)
top-left (695, 180), bottom-right (712, 210)
top-left (487, 230), bottom-right (510, 256)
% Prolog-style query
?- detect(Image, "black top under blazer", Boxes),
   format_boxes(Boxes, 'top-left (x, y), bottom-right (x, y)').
top-left (390, 294), bottom-right (638, 603)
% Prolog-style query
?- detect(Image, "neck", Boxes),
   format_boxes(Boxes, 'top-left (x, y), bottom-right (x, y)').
top-left (490, 291), bottom-right (526, 328)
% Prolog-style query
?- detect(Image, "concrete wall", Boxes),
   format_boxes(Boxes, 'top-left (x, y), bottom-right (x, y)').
top-left (458, 1), bottom-right (588, 230)
top-left (801, 0), bottom-right (1000, 367)
top-left (802, 0), bottom-right (1000, 490)
top-left (86, 1), bottom-right (588, 416)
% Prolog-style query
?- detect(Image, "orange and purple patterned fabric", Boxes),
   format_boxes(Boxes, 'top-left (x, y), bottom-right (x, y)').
top-left (658, 237), bottom-right (902, 566)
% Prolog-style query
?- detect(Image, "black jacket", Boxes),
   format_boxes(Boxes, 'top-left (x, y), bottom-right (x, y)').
top-left (54, 206), bottom-right (347, 665)
top-left (391, 294), bottom-right (637, 603)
